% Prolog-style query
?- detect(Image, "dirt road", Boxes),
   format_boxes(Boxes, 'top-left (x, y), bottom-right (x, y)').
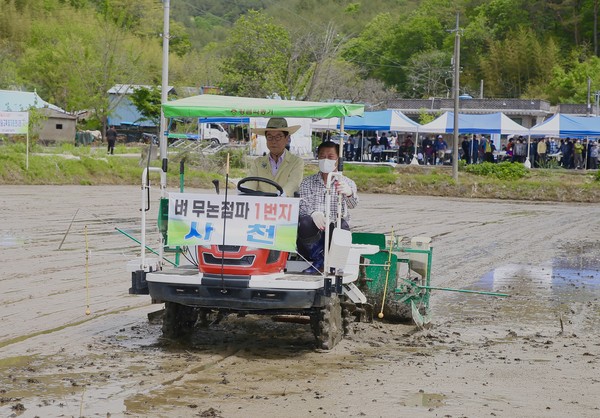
top-left (1, 185), bottom-right (599, 417)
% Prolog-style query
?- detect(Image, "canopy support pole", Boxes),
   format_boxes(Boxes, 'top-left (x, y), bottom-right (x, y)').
top-left (361, 130), bottom-right (364, 162)
top-left (339, 118), bottom-right (345, 172)
top-left (410, 128), bottom-right (419, 165)
top-left (524, 133), bottom-right (532, 169)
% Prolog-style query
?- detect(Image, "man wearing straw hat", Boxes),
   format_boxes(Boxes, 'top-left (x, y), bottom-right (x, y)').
top-left (248, 118), bottom-right (305, 197)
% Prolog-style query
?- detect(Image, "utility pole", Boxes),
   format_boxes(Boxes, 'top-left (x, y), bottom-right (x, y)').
top-left (160, 0), bottom-right (170, 182)
top-left (451, 13), bottom-right (461, 181)
top-left (587, 77), bottom-right (591, 117)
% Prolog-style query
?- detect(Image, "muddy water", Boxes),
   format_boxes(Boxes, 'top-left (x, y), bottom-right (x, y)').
top-left (437, 243), bottom-right (600, 335)
top-left (2, 187), bottom-right (600, 417)
top-left (0, 317), bottom-right (372, 417)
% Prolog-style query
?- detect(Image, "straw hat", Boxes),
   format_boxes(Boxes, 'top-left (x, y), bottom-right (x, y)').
top-left (254, 118), bottom-right (301, 136)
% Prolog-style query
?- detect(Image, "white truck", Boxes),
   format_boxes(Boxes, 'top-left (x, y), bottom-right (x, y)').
top-left (199, 122), bottom-right (229, 144)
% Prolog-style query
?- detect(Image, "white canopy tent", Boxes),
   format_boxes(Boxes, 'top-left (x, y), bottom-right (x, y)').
top-left (530, 113), bottom-right (600, 137)
top-left (311, 109), bottom-right (420, 132)
top-left (419, 112), bottom-right (529, 135)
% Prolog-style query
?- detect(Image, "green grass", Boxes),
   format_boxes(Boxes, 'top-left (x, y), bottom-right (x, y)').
top-left (2, 144), bottom-right (600, 202)
top-left (464, 161), bottom-right (529, 180)
top-left (344, 164), bottom-right (397, 190)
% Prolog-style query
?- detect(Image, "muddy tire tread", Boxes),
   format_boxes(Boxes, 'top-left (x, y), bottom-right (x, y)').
top-left (313, 295), bottom-right (343, 350)
top-left (162, 302), bottom-right (197, 339)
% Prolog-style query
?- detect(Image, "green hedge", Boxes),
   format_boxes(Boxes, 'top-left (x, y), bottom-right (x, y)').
top-left (464, 161), bottom-right (528, 180)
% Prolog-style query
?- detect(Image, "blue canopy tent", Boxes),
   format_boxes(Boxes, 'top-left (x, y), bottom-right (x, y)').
top-left (530, 113), bottom-right (600, 137)
top-left (311, 110), bottom-right (422, 163)
top-left (419, 112), bottom-right (529, 135)
top-left (198, 117), bottom-right (250, 124)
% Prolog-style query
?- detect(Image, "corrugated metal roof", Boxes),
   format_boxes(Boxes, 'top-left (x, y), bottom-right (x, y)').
top-left (0, 89), bottom-right (65, 112)
top-left (108, 84), bottom-right (174, 94)
top-left (39, 107), bottom-right (76, 120)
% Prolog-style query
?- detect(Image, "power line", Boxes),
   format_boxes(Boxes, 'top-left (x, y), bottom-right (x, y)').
top-left (345, 57), bottom-right (405, 69)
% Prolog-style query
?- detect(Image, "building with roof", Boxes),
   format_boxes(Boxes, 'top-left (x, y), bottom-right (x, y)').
top-left (108, 84), bottom-right (176, 127)
top-left (37, 108), bottom-right (77, 143)
top-left (387, 97), bottom-right (554, 128)
top-left (0, 89), bottom-right (64, 113)
top-left (0, 89), bottom-right (76, 142)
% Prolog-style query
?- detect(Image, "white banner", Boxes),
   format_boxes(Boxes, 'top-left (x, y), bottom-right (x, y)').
top-left (167, 193), bottom-right (300, 251)
top-left (0, 111), bottom-right (29, 134)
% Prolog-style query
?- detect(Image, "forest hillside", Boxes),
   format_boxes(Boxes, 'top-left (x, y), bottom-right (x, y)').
top-left (2, 0), bottom-right (600, 128)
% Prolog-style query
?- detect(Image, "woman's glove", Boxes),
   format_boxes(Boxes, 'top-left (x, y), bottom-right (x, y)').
top-left (311, 211), bottom-right (326, 230)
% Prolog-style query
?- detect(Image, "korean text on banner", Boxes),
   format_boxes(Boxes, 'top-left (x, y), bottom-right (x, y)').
top-left (167, 193), bottom-right (300, 252)
top-left (0, 112), bottom-right (29, 134)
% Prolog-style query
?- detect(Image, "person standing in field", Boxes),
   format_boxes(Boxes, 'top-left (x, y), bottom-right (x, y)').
top-left (537, 138), bottom-right (547, 167)
top-left (589, 141), bottom-right (598, 169)
top-left (574, 139), bottom-right (584, 169)
top-left (106, 126), bottom-right (117, 155)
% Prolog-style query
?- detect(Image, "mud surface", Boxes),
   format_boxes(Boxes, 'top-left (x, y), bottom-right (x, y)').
top-left (1, 185), bottom-right (599, 417)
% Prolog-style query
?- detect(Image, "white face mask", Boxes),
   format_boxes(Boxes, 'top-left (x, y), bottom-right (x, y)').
top-left (318, 158), bottom-right (337, 173)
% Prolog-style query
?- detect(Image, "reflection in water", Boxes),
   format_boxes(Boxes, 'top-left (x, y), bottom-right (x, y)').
top-left (0, 233), bottom-right (24, 247)
top-left (478, 259), bottom-right (599, 301)
top-left (440, 254), bottom-right (600, 330)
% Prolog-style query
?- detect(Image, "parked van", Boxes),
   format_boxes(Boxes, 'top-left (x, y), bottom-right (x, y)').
top-left (199, 123), bottom-right (229, 144)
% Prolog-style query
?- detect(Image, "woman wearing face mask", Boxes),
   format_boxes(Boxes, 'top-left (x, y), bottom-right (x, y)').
top-left (297, 141), bottom-right (358, 274)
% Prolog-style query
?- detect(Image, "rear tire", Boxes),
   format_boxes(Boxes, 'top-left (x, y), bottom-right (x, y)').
top-left (340, 298), bottom-right (359, 335)
top-left (197, 308), bottom-right (220, 327)
top-left (162, 302), bottom-right (198, 339)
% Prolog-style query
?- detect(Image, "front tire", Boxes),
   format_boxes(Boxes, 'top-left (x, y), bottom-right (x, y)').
top-left (162, 302), bottom-right (198, 339)
top-left (311, 295), bottom-right (343, 350)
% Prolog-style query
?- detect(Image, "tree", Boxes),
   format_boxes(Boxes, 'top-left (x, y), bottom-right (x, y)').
top-left (95, 0), bottom-right (163, 38)
top-left (17, 5), bottom-right (162, 137)
top-left (219, 11), bottom-right (291, 97)
top-left (341, 13), bottom-right (398, 85)
top-left (170, 47), bottom-right (222, 88)
top-left (537, 54), bottom-right (600, 104)
top-left (301, 22), bottom-right (347, 100)
top-left (594, 0), bottom-right (599, 55)
top-left (479, 28), bottom-right (560, 97)
top-left (386, 9), bottom-right (453, 91)
top-left (129, 86), bottom-right (162, 127)
top-left (342, 3), bottom-right (457, 92)
top-left (307, 59), bottom-right (395, 106)
top-left (468, 0), bottom-right (532, 41)
top-left (0, 41), bottom-right (21, 89)
top-left (405, 50), bottom-right (453, 98)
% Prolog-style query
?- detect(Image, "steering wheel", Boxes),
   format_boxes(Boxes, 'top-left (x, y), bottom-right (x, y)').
top-left (237, 177), bottom-right (284, 197)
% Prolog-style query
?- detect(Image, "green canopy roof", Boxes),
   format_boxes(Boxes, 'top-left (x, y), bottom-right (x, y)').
top-left (162, 94), bottom-right (364, 119)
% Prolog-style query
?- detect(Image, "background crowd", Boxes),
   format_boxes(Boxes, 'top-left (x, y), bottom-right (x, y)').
top-left (334, 132), bottom-right (599, 170)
